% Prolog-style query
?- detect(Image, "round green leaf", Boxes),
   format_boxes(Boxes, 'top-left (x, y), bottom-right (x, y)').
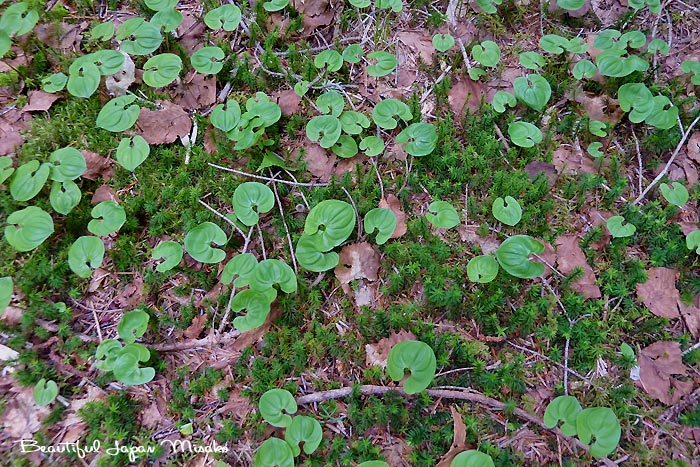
top-left (314, 49), bottom-right (343, 72)
top-left (576, 407), bottom-right (621, 458)
top-left (495, 235), bottom-right (544, 278)
top-left (332, 135), bottom-right (359, 158)
top-left (295, 234), bottom-right (340, 272)
top-left (0, 3), bottom-right (39, 37)
top-left (116, 18), bottom-right (162, 55)
top-left (0, 157), bottom-right (13, 184)
top-left (112, 352), bottom-right (155, 385)
top-left (367, 51), bottom-right (397, 77)
top-left (395, 122), bottom-right (437, 157)
top-left (364, 208), bottom-right (396, 245)
top-left (0, 276), bottom-right (13, 314)
top-left (557, 0), bottom-right (585, 10)
top-left (573, 59), bottom-right (597, 80)
top-left (294, 80), bottom-right (310, 97)
top-left (96, 95), bottom-right (140, 132)
top-left (259, 388), bottom-right (297, 428)
top-left (540, 34), bottom-right (570, 54)
top-left (210, 98), bottom-right (241, 132)
top-left (647, 38), bottom-right (670, 55)
top-left (618, 83), bottom-right (654, 123)
top-left (519, 51), bottom-right (545, 70)
top-left (513, 74), bottom-right (551, 111)
top-left (467, 255), bottom-right (499, 283)
top-left (567, 37), bottom-right (589, 54)
top-left (426, 200), bottom-right (460, 229)
top-left (4, 207), bottom-right (54, 252)
top-left (317, 90), bottom-right (345, 117)
top-left (349, 0), bottom-right (371, 6)
top-left (543, 395), bottom-right (582, 436)
top-left (42, 72), bottom-right (68, 93)
top-left (372, 98), bottom-right (412, 129)
top-left (376, 0), bottom-right (403, 12)
top-left (88, 201), bottom-right (126, 236)
top-left (492, 91), bottom-right (516, 113)
top-left (339, 111), bottom-right (370, 135)
top-left (184, 222), bottom-right (227, 263)
top-left (67, 60), bottom-right (100, 98)
top-left (204, 4), bottom-right (241, 31)
top-left (116, 135), bottom-right (150, 172)
top-left (143, 53), bottom-right (182, 88)
top-left (89, 21), bottom-right (115, 41)
top-left (358, 462), bottom-right (389, 467)
top-left (221, 253), bottom-right (258, 286)
top-left (659, 182), bottom-right (688, 207)
top-left (471, 41), bottom-right (500, 67)
top-left (254, 438), bottom-right (294, 467)
top-left (450, 450), bottom-right (496, 467)
top-left (91, 50), bottom-right (126, 75)
top-left (507, 121), bottom-right (542, 148)
top-left (588, 142), bottom-right (604, 158)
top-left (606, 215), bottom-right (636, 238)
top-left (33, 379), bottom-right (59, 407)
top-left (10, 160), bottom-right (50, 201)
top-left (145, 0), bottom-right (177, 11)
top-left (49, 147), bottom-right (86, 182)
top-left (68, 236), bottom-right (105, 278)
top-left (50, 180), bottom-right (81, 215)
top-left (342, 44), bottom-right (364, 63)
top-left (387, 340), bottom-right (436, 394)
top-left (95, 339), bottom-right (123, 371)
top-left (150, 8), bottom-right (183, 32)
top-left (432, 33), bottom-right (455, 52)
top-left (118, 310), bottom-right (150, 344)
top-left (263, 0), bottom-right (290, 12)
top-left (232, 182), bottom-right (275, 226)
top-left (686, 230), bottom-right (700, 254)
top-left (191, 46), bottom-right (225, 75)
top-left (243, 92), bottom-right (281, 128)
top-left (249, 259), bottom-right (297, 294)
top-left (152, 240), bottom-right (183, 272)
top-left (476, 0), bottom-right (503, 14)
top-left (492, 196), bottom-right (522, 226)
top-left (306, 115), bottom-right (342, 149)
top-left (645, 95), bottom-right (678, 130)
top-left (468, 67), bottom-right (486, 81)
top-left (359, 135), bottom-right (385, 156)
top-left (285, 415), bottom-right (322, 455)
top-left (304, 200), bottom-right (356, 250)
top-left (589, 120), bottom-right (607, 137)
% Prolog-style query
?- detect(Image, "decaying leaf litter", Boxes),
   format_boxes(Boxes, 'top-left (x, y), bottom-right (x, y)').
top-left (1, 0), bottom-right (700, 465)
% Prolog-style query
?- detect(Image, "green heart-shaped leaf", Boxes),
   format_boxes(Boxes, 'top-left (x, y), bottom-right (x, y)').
top-left (295, 234), bottom-right (340, 272)
top-left (492, 91), bottom-right (516, 113)
top-left (191, 46), bottom-right (225, 75)
top-left (50, 180), bottom-right (81, 215)
top-left (426, 200), bottom-right (460, 229)
top-left (306, 115), bottom-right (342, 148)
top-left (539, 34), bottom-right (570, 54)
top-left (573, 59), bottom-right (597, 80)
top-left (395, 122), bottom-right (437, 157)
top-left (263, 0), bottom-right (290, 12)
top-left (210, 98), bottom-right (241, 132)
top-left (686, 230), bottom-right (700, 254)
top-left (513, 74), bottom-right (551, 111)
top-left (249, 259), bottom-right (297, 293)
top-left (144, 0), bottom-right (177, 11)
top-left (492, 196), bottom-right (522, 226)
top-left (221, 253), bottom-right (258, 286)
top-left (659, 182), bottom-right (688, 207)
top-left (184, 222), bottom-right (227, 263)
top-left (232, 289), bottom-right (276, 331)
top-left (116, 18), bottom-right (162, 55)
top-left (49, 147), bottom-right (86, 182)
top-left (507, 121), bottom-right (542, 147)
top-left (316, 90), bottom-right (345, 117)
top-left (331, 134), bottom-right (359, 158)
top-left (339, 111), bottom-right (370, 135)
top-left (88, 201), bottom-right (126, 236)
top-left (4, 207), bottom-right (54, 252)
top-left (557, 0), bottom-right (585, 10)
top-left (359, 135), bottom-right (385, 156)
top-left (367, 51), bottom-right (397, 77)
top-left (254, 438), bottom-right (294, 467)
top-left (342, 43), bottom-right (364, 63)
top-left (68, 236), bottom-right (105, 278)
top-left (543, 395), bottom-right (582, 436)
top-left (285, 415), bottom-right (322, 456)
top-left (42, 73), bottom-right (68, 93)
top-left (304, 200), bottom-right (356, 250)
top-left (432, 33), bottom-right (455, 52)
top-left (576, 407), bottom-right (621, 458)
top-left (204, 4), bottom-right (241, 31)
top-left (67, 60), bottom-right (100, 98)
top-left (0, 276), bottom-right (13, 314)
top-left (0, 157), bottom-right (14, 184)
top-left (118, 310), bottom-right (150, 344)
top-left (519, 51), bottom-right (545, 70)
top-left (33, 379), bottom-right (59, 407)
top-left (150, 8), bottom-right (183, 32)
top-left (606, 215), bottom-right (635, 238)
top-left (143, 53), bottom-right (182, 88)
top-left (314, 49), bottom-right (343, 72)
top-left (152, 240), bottom-right (183, 272)
top-left (372, 98), bottom-right (412, 129)
top-left (10, 160), bottom-right (50, 201)
top-left (116, 135), bottom-right (150, 172)
top-left (476, 0), bottom-right (502, 14)
top-left (89, 21), bottom-right (115, 41)
top-left (495, 235), bottom-right (544, 278)
top-left (232, 181), bottom-right (275, 226)
top-left (467, 255), bottom-right (499, 283)
top-left (91, 50), bottom-right (126, 75)
top-left (471, 41), bottom-right (500, 67)
top-left (450, 450), bottom-right (496, 467)
top-left (96, 95), bottom-right (140, 132)
top-left (387, 340), bottom-right (436, 394)
top-left (364, 208), bottom-right (396, 245)
top-left (112, 352), bottom-right (155, 385)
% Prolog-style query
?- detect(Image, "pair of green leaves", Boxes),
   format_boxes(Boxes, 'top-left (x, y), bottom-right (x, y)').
top-left (296, 200), bottom-right (355, 272)
top-left (467, 235), bottom-right (544, 283)
top-left (469, 40), bottom-right (500, 80)
top-left (95, 311), bottom-right (155, 385)
top-left (539, 34), bottom-right (588, 55)
top-left (543, 396), bottom-right (621, 458)
top-left (220, 93), bottom-right (282, 150)
top-left (10, 148), bottom-right (86, 203)
top-left (618, 83), bottom-right (677, 130)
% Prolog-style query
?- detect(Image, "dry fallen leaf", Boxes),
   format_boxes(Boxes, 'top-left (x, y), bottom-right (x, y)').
top-left (365, 330), bottom-right (416, 368)
top-left (0, 380), bottom-right (51, 439)
top-left (290, 0), bottom-right (334, 35)
top-left (678, 298), bottom-right (700, 338)
top-left (23, 90), bottom-right (60, 112)
top-left (136, 101), bottom-right (192, 145)
top-left (552, 146), bottom-right (597, 175)
top-left (436, 406), bottom-right (471, 467)
top-left (379, 195), bottom-right (407, 239)
top-left (302, 142), bottom-right (336, 182)
top-left (688, 131), bottom-right (700, 164)
top-left (591, 0), bottom-right (627, 26)
top-left (0, 109), bottom-right (31, 155)
top-left (175, 71), bottom-right (216, 111)
top-left (114, 274), bottom-right (145, 309)
top-left (555, 235), bottom-right (601, 299)
top-left (184, 314), bottom-right (208, 339)
top-left (448, 78), bottom-right (487, 116)
top-left (639, 341), bottom-right (694, 405)
top-left (81, 150), bottom-right (114, 181)
top-left (91, 184), bottom-right (120, 205)
top-left (273, 89), bottom-right (302, 116)
top-left (636, 267), bottom-right (681, 319)
top-left (334, 242), bottom-right (381, 284)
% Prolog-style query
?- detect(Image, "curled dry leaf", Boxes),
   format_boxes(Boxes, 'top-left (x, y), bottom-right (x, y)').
top-left (184, 313), bottom-right (208, 339)
top-left (272, 89), bottom-right (302, 116)
top-left (334, 242), bottom-right (381, 284)
top-left (590, 0), bottom-right (627, 26)
top-left (678, 298), bottom-right (700, 338)
top-left (81, 150), bottom-right (114, 181)
top-left (435, 406), bottom-right (471, 467)
top-left (365, 329), bottom-right (416, 368)
top-left (379, 195), bottom-right (407, 239)
top-left (23, 90), bottom-right (60, 112)
top-left (302, 142), bottom-right (336, 182)
top-left (639, 341), bottom-right (694, 405)
top-left (0, 379), bottom-right (51, 439)
top-left (175, 70), bottom-right (216, 111)
top-left (555, 235), bottom-right (601, 299)
top-left (91, 184), bottom-right (120, 205)
top-left (136, 101), bottom-right (192, 145)
top-left (636, 267), bottom-right (680, 319)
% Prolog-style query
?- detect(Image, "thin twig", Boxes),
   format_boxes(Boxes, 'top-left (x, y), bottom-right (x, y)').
top-left (209, 163), bottom-right (329, 187)
top-left (271, 178), bottom-right (298, 273)
top-left (151, 329), bottom-right (241, 351)
top-left (341, 186), bottom-right (362, 242)
top-left (257, 223), bottom-right (267, 260)
top-left (631, 128), bottom-right (643, 197)
top-left (198, 198), bottom-right (245, 238)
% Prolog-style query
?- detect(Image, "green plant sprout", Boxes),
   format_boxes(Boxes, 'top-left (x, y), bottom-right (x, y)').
top-left (116, 136), bottom-right (151, 171)
top-left (42, 73), bottom-right (68, 93)
top-left (366, 51), bottom-right (397, 77)
top-left (396, 122), bottom-right (438, 156)
top-left (508, 121), bottom-right (542, 147)
top-left (360, 136), bottom-right (385, 156)
top-left (364, 208), bottom-right (397, 245)
top-left (372, 98), bottom-right (412, 129)
top-left (68, 236), bottom-right (105, 278)
top-left (95, 312), bottom-right (155, 385)
top-left (492, 91), bottom-right (516, 113)
top-left (376, 0), bottom-right (403, 13)
top-left (628, 0), bottom-right (661, 14)
top-left (152, 240), bottom-right (183, 272)
top-left (118, 310), bottom-right (150, 344)
top-left (203, 4), bottom-right (241, 31)
top-left (249, 259), bottom-right (297, 293)
top-left (681, 60), bottom-right (700, 85)
top-left (519, 52), bottom-right (545, 70)
top-left (307, 115), bottom-right (342, 148)
top-left (686, 231), bottom-right (700, 254)
top-left (0, 276), bottom-right (12, 313)
top-left (50, 180), bottom-right (81, 215)
top-left (96, 95), bottom-right (140, 132)
top-left (150, 8), bottom-right (183, 32)
top-left (433, 34), bottom-right (455, 52)
top-left (425, 200), bottom-right (460, 229)
top-left (387, 340), bottom-right (437, 394)
top-left (4, 206), bottom-right (55, 252)
top-left (659, 182), bottom-right (689, 207)
top-left (184, 222), bottom-right (227, 264)
top-left (543, 395), bottom-right (582, 436)
top-left (342, 44), bottom-right (364, 63)
top-left (33, 378), bottom-right (59, 407)
top-left (0, 157), bottom-right (13, 184)
top-left (254, 438), bottom-right (294, 467)
top-left (88, 201), bottom-right (127, 236)
top-left (221, 253), bottom-right (259, 286)
top-left (211, 99), bottom-right (242, 132)
top-left (232, 182), bottom-right (275, 226)
top-left (513, 75), bottom-right (551, 112)
top-left (589, 121), bottom-right (608, 137)
top-left (0, 3), bottom-right (39, 57)
top-left (302, 200), bottom-right (356, 251)
top-left (263, 0), bottom-right (290, 12)
top-left (573, 60), bottom-right (597, 80)
top-left (450, 450), bottom-right (495, 467)
top-left (314, 50), bottom-right (344, 72)
top-left (576, 408), bottom-right (621, 458)
top-left (191, 46), bottom-right (225, 74)
top-left (492, 196), bottom-right (522, 226)
top-left (231, 289), bottom-right (277, 331)
top-left (588, 142), bottom-right (604, 158)
top-left (10, 160), bottom-right (51, 202)
top-left (285, 415), bottom-right (323, 455)
top-left (476, 0), bottom-right (502, 14)
top-left (606, 216), bottom-right (636, 238)
top-left (494, 235), bottom-right (544, 278)
top-left (467, 255), bottom-right (499, 283)
top-left (115, 17), bottom-right (162, 55)
top-left (259, 388), bottom-right (298, 427)
top-left (142, 53), bottom-right (182, 88)
top-left (145, 0), bottom-right (177, 11)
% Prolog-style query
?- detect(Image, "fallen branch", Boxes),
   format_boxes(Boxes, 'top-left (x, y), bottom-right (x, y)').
top-left (296, 384), bottom-right (617, 467)
top-left (150, 330), bottom-right (241, 352)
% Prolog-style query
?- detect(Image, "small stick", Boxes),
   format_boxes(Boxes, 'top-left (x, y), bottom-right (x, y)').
top-left (271, 179), bottom-right (298, 273)
top-left (151, 329), bottom-right (241, 351)
top-left (198, 198), bottom-right (245, 239)
top-left (209, 162), bottom-right (329, 187)
top-left (631, 128), bottom-right (643, 197)
top-left (341, 186), bottom-right (362, 242)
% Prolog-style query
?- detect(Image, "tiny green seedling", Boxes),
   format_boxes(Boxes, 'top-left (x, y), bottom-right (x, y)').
top-left (152, 240), bottom-right (183, 272)
top-left (543, 395), bottom-right (582, 436)
top-left (576, 408), bottom-right (621, 458)
top-left (68, 236), bottom-right (105, 278)
top-left (628, 0), bottom-right (661, 14)
top-left (508, 121), bottom-right (543, 148)
top-left (339, 111), bottom-right (370, 135)
top-left (476, 0), bottom-right (502, 14)
top-left (471, 41), bottom-right (501, 67)
top-left (184, 222), bottom-right (227, 263)
top-left (115, 17), bottom-right (162, 56)
top-left (254, 437), bottom-right (294, 467)
top-left (303, 200), bottom-right (356, 251)
top-left (50, 180), bottom-right (81, 215)
top-left (466, 255), bottom-right (499, 283)
top-left (5, 206), bottom-right (55, 252)
top-left (376, 0), bottom-right (403, 13)
top-left (231, 289), bottom-right (277, 331)
top-left (492, 196), bottom-right (522, 226)
top-left (116, 136), bottom-right (150, 171)
top-left (513, 75), bottom-right (551, 112)
top-left (359, 136), bottom-right (385, 156)
top-left (211, 99), bottom-right (242, 133)
top-left (495, 235), bottom-right (544, 279)
top-left (203, 4), bottom-right (241, 31)
top-left (492, 91), bottom-right (516, 113)
top-left (314, 50), bottom-right (343, 72)
top-left (306, 115), bottom-right (342, 148)
top-left (317, 91), bottom-right (345, 117)
top-left (0, 276), bottom-right (12, 313)
top-left (681, 60), bottom-right (700, 85)
top-left (659, 182), bottom-right (689, 207)
top-left (249, 259), bottom-right (297, 294)
top-left (686, 230), bottom-right (700, 254)
top-left (285, 415), bottom-right (323, 456)
top-left (150, 8), bottom-right (183, 32)
top-left (540, 34), bottom-right (571, 54)
top-left (519, 52), bottom-right (545, 70)
top-left (432, 34), bottom-right (455, 52)
top-left (259, 388), bottom-right (298, 428)
top-left (589, 120), bottom-right (608, 137)
top-left (49, 147), bottom-right (87, 182)
top-left (42, 73), bottom-right (68, 93)
top-left (95, 313), bottom-right (155, 385)
top-left (425, 200), bottom-right (460, 229)
top-left (387, 340), bottom-right (437, 394)
top-left (88, 201), bottom-right (126, 236)
top-left (118, 310), bottom-right (150, 344)
top-left (33, 378), bottom-right (59, 407)
top-left (573, 60), bottom-right (597, 80)
top-left (221, 253), bottom-right (258, 287)
top-left (366, 51), bottom-right (397, 77)
top-left (372, 98), bottom-right (412, 129)
top-left (588, 142), bottom-right (604, 158)
top-left (606, 216), bottom-right (636, 238)
top-left (142, 53), bottom-right (182, 88)
top-left (450, 450), bottom-right (495, 467)
top-left (191, 46), bottom-right (225, 74)
top-left (295, 235), bottom-right (340, 272)
top-left (232, 182), bottom-right (275, 226)
top-left (364, 208), bottom-right (397, 245)
top-left (396, 122), bottom-right (438, 157)
top-left (10, 160), bottom-right (50, 202)
top-left (96, 95), bottom-right (140, 132)
top-left (342, 44), bottom-right (364, 63)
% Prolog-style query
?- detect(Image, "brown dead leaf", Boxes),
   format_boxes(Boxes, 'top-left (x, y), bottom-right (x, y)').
top-left (448, 78), bottom-right (487, 116)
top-left (0, 379), bottom-right (51, 439)
top-left (114, 275), bottom-right (144, 309)
top-left (0, 109), bottom-right (31, 155)
top-left (302, 142), bottom-right (336, 182)
top-left (379, 195), bottom-right (407, 239)
top-left (176, 11), bottom-right (206, 55)
top-left (678, 298), bottom-right (700, 338)
top-left (1, 306), bottom-right (23, 326)
top-left (436, 407), bottom-right (471, 467)
top-left (397, 31), bottom-right (435, 64)
top-left (273, 89), bottom-right (302, 116)
top-left (91, 184), bottom-right (119, 205)
top-left (636, 267), bottom-right (680, 318)
top-left (639, 341), bottom-right (694, 404)
top-left (688, 131), bottom-right (700, 164)
top-left (555, 235), bottom-right (601, 299)
top-left (219, 390), bottom-right (254, 420)
top-left (591, 0), bottom-right (627, 26)
top-left (33, 22), bottom-right (83, 52)
top-left (23, 90), bottom-right (59, 112)
top-left (552, 146), bottom-right (597, 175)
top-left (174, 70), bottom-right (216, 111)
top-left (136, 101), bottom-right (192, 145)
top-left (81, 150), bottom-right (114, 181)
top-left (184, 314), bottom-right (208, 339)
top-left (334, 242), bottom-right (381, 284)
top-left (381, 438), bottom-right (411, 467)
top-left (456, 225), bottom-right (500, 254)
top-left (524, 161), bottom-right (557, 187)
top-left (365, 330), bottom-right (417, 368)
top-left (290, 0), bottom-right (334, 35)
top-left (203, 127), bottom-right (218, 155)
